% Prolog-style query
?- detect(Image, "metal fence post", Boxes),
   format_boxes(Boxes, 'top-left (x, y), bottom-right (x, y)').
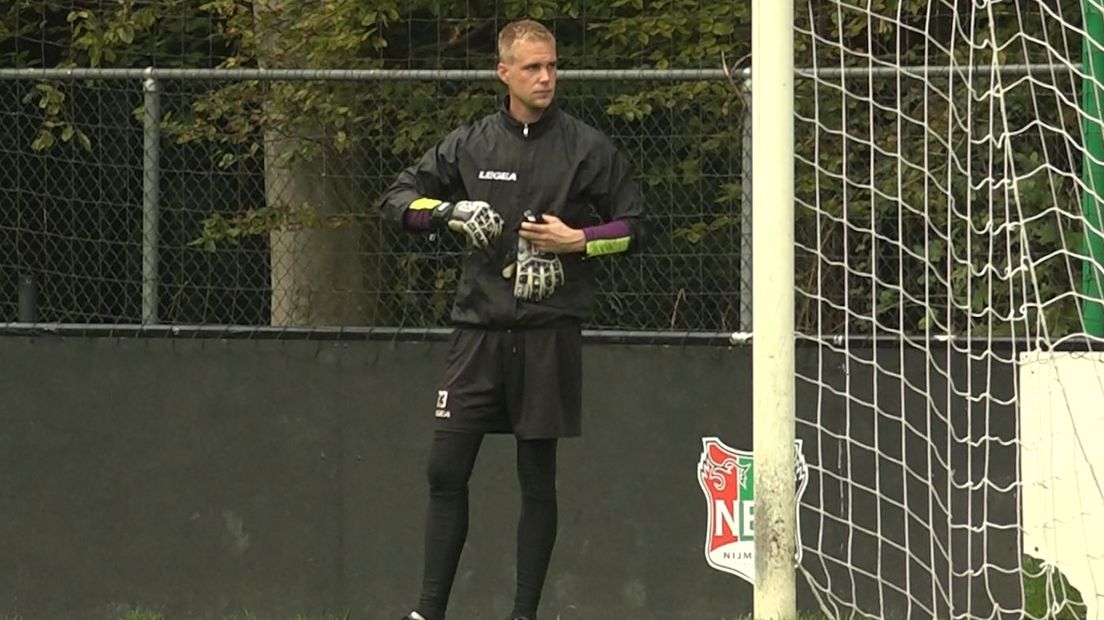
top-left (740, 77), bottom-right (753, 333)
top-left (17, 274), bottom-right (38, 322)
top-left (142, 67), bottom-right (161, 325)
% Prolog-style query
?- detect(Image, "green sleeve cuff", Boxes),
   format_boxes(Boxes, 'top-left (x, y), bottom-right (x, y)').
top-left (585, 236), bottom-right (631, 257)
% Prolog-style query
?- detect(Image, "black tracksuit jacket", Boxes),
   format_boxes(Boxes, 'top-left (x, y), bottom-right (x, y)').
top-left (381, 97), bottom-right (647, 328)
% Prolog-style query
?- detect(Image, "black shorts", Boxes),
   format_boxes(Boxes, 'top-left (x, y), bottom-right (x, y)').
top-left (432, 322), bottom-right (583, 439)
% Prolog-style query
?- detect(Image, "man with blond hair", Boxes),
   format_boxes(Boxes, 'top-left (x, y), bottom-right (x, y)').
top-left (382, 18), bottom-right (647, 620)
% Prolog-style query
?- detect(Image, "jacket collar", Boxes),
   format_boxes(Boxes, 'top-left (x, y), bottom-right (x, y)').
top-left (498, 95), bottom-right (559, 139)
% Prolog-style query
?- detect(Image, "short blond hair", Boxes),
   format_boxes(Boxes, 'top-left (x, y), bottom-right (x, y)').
top-left (497, 20), bottom-right (555, 63)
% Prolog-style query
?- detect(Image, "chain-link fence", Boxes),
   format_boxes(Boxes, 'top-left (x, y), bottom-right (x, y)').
top-left (0, 68), bottom-right (751, 335)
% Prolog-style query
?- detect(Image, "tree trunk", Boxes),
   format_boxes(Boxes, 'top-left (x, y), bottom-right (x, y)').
top-left (263, 140), bottom-right (378, 326)
top-left (254, 0), bottom-right (379, 327)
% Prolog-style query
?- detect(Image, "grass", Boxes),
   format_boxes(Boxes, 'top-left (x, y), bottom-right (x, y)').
top-left (728, 608), bottom-right (830, 613)
top-left (117, 608), bottom-right (351, 613)
top-left (23, 564), bottom-right (1090, 620)
top-left (96, 612), bottom-right (833, 620)
top-left (109, 613), bottom-right (832, 620)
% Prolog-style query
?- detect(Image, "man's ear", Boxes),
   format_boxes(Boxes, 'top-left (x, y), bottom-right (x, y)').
top-left (496, 61), bottom-right (508, 85)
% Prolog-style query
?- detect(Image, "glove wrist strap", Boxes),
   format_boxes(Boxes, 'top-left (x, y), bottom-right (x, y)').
top-left (429, 201), bottom-right (454, 228)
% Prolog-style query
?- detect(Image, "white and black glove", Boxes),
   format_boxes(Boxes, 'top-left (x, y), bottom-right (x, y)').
top-left (430, 200), bottom-right (504, 248)
top-left (501, 212), bottom-right (565, 302)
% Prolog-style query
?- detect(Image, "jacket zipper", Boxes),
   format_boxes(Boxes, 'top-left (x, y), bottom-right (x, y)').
top-left (513, 122), bottom-right (533, 319)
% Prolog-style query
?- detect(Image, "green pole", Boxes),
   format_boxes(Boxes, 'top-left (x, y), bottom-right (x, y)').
top-left (1083, 0), bottom-right (1104, 337)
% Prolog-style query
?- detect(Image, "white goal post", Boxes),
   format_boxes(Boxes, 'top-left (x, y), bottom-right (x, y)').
top-left (752, 0), bottom-right (798, 619)
top-left (753, 1), bottom-right (1104, 619)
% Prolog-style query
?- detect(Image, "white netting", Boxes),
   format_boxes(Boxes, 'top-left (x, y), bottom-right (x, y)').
top-left (793, 1), bottom-right (1104, 618)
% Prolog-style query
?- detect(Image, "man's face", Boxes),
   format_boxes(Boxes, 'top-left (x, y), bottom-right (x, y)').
top-left (497, 38), bottom-right (557, 112)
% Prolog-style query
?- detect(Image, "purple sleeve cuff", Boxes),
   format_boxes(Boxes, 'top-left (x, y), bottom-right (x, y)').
top-left (402, 209), bottom-right (434, 231)
top-left (583, 219), bottom-right (632, 242)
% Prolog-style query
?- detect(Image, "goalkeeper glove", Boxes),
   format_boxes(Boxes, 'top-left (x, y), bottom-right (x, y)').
top-left (502, 211), bottom-right (565, 302)
top-left (430, 200), bottom-right (504, 248)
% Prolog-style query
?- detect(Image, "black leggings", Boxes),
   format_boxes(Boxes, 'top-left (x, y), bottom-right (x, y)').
top-left (417, 430), bottom-right (558, 620)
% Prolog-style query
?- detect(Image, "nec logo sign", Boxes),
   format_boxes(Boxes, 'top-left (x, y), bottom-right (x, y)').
top-left (478, 170), bottom-right (517, 182)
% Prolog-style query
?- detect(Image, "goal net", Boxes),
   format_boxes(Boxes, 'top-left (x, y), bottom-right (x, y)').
top-left (792, 1), bottom-right (1104, 618)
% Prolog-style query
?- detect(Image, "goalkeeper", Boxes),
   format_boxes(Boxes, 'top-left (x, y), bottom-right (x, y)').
top-left (380, 18), bottom-right (646, 620)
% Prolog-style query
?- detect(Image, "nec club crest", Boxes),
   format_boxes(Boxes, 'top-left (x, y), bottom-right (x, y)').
top-left (697, 437), bottom-right (809, 583)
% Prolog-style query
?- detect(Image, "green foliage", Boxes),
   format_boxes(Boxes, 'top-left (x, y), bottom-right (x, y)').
top-left (1022, 554), bottom-right (1087, 619)
top-left (68, 4), bottom-right (158, 67)
top-left (674, 215), bottom-right (732, 245)
top-left (791, 0), bottom-right (1089, 337)
top-left (2, 0), bottom-right (1097, 331)
top-left (585, 0), bottom-right (748, 68)
top-left (200, 0), bottom-right (400, 68)
top-left (21, 82), bottom-right (92, 152)
top-left (189, 202), bottom-right (357, 251)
